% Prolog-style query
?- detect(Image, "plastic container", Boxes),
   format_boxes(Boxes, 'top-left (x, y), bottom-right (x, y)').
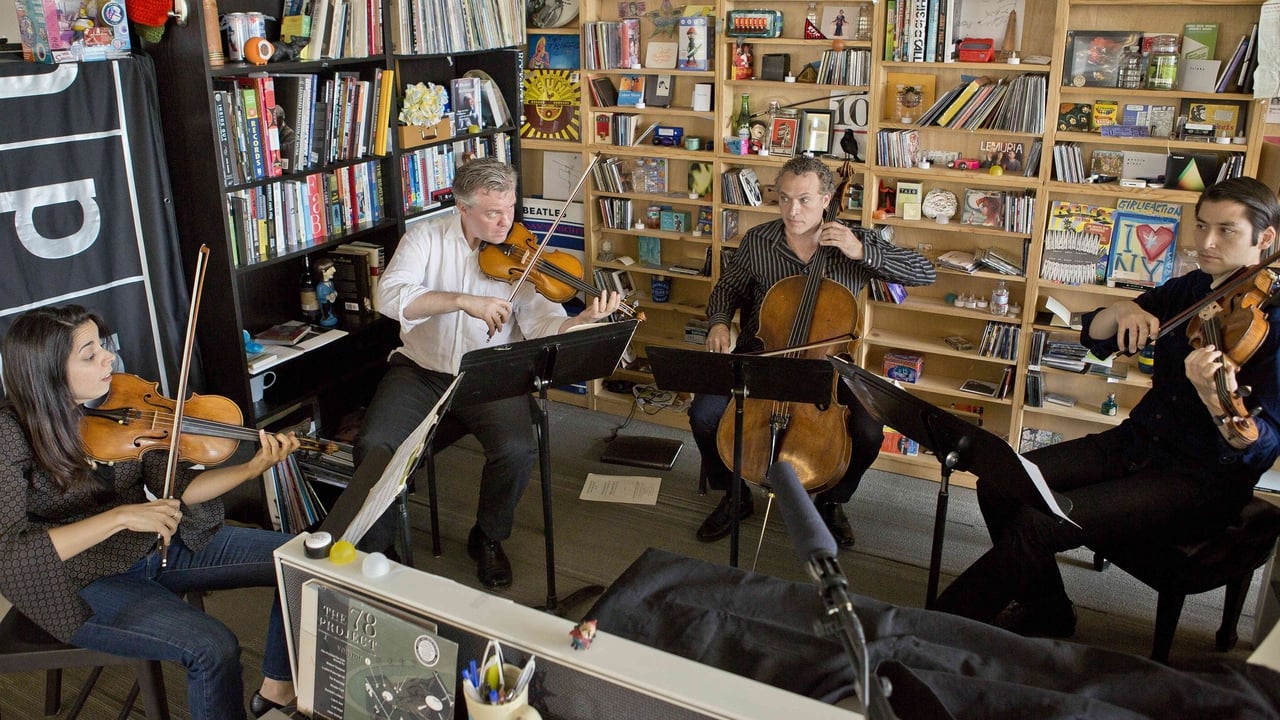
top-left (991, 280), bottom-right (1009, 316)
top-left (1117, 45), bottom-right (1144, 89)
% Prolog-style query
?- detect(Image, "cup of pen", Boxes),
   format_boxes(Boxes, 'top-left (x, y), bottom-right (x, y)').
top-left (464, 663), bottom-right (541, 720)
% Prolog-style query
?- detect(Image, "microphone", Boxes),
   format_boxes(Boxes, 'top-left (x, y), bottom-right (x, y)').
top-left (768, 460), bottom-right (837, 562)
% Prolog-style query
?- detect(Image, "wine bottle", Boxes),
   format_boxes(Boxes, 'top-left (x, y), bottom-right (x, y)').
top-left (300, 255), bottom-right (320, 323)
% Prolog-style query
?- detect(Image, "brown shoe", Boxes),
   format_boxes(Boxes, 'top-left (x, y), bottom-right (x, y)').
top-left (467, 526), bottom-right (513, 589)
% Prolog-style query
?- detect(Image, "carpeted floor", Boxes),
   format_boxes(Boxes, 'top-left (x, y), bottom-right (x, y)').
top-left (0, 400), bottom-right (1268, 718)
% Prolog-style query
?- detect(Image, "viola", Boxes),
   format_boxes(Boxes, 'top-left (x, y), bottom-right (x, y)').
top-left (81, 373), bottom-right (337, 465)
top-left (1184, 268), bottom-right (1276, 448)
top-left (479, 222), bottom-right (643, 320)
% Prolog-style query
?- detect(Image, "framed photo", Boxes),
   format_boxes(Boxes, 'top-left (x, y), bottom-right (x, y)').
top-left (1065, 30), bottom-right (1140, 88)
top-left (768, 115), bottom-right (799, 157)
top-left (801, 109), bottom-right (833, 155)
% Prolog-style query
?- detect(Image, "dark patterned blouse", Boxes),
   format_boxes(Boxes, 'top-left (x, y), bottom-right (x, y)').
top-left (0, 406), bottom-right (221, 642)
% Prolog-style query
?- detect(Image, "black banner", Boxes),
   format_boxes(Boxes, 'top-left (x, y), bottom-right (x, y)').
top-left (0, 57), bottom-right (193, 394)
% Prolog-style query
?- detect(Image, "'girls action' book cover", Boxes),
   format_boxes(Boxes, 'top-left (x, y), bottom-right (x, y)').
top-left (1106, 199), bottom-right (1181, 289)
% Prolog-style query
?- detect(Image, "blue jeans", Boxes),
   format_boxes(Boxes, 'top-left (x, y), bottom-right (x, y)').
top-left (70, 525), bottom-right (290, 720)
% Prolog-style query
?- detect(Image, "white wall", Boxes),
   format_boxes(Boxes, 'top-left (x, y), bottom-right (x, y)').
top-left (2, 4), bottom-right (18, 43)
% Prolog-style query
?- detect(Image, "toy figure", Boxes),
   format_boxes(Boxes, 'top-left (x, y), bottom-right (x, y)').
top-left (569, 619), bottom-right (597, 650)
top-left (315, 258), bottom-right (339, 327)
top-left (685, 26), bottom-right (698, 65)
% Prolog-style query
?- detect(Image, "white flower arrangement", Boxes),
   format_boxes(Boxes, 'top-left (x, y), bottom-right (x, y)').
top-left (399, 82), bottom-right (449, 128)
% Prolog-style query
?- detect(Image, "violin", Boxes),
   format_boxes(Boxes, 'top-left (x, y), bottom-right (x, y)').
top-left (1184, 268), bottom-right (1277, 448)
top-left (81, 373), bottom-right (337, 464)
top-left (479, 222), bottom-right (643, 319)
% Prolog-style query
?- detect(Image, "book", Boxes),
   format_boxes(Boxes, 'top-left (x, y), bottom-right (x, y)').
top-left (1106, 200), bottom-right (1180, 289)
top-left (1064, 30), bottom-right (1141, 88)
top-left (450, 76), bottom-right (483, 130)
top-left (589, 76), bottom-right (618, 107)
top-left (254, 320), bottom-right (312, 345)
top-left (959, 378), bottom-right (1000, 397)
top-left (617, 74), bottom-right (645, 106)
top-left (895, 181), bottom-right (922, 221)
top-left (979, 139), bottom-right (1026, 172)
top-left (677, 16), bottom-right (711, 71)
top-left (638, 236), bottom-right (662, 266)
top-left (1041, 201), bottom-right (1115, 286)
top-left (1186, 102), bottom-right (1241, 137)
top-left (619, 17), bottom-right (642, 67)
top-left (528, 33), bottom-right (581, 69)
top-left (1056, 102), bottom-right (1092, 132)
top-left (1019, 427), bottom-right (1063, 453)
top-left (1179, 58), bottom-right (1221, 93)
top-left (961, 188), bottom-right (1003, 227)
top-left (325, 248), bottom-right (374, 313)
top-left (1090, 149), bottom-right (1124, 177)
top-left (1181, 22), bottom-right (1217, 60)
top-left (937, 76), bottom-right (992, 127)
top-left (296, 580), bottom-right (459, 720)
top-left (643, 74), bottom-right (673, 108)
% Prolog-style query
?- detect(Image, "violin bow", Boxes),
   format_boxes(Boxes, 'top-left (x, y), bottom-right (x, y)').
top-left (159, 244), bottom-right (210, 567)
top-left (504, 151), bottom-right (604, 304)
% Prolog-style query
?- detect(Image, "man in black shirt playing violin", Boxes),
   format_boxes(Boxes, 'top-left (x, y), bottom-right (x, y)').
top-left (689, 156), bottom-right (936, 546)
top-left (936, 176), bottom-right (1280, 638)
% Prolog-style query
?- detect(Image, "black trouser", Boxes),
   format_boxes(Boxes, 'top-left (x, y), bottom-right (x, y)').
top-left (351, 355), bottom-right (537, 553)
top-left (934, 423), bottom-right (1253, 622)
top-left (687, 387), bottom-right (883, 506)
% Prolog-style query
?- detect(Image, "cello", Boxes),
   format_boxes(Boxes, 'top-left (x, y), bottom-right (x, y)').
top-left (713, 186), bottom-right (860, 493)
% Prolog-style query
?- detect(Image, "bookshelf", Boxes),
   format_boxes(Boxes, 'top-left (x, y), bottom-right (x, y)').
top-left (526, 0), bottom-right (1278, 474)
top-left (144, 0), bottom-right (524, 440)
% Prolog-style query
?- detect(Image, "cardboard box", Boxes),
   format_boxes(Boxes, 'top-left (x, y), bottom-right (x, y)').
top-left (659, 210), bottom-right (691, 232)
top-left (883, 352), bottom-right (924, 384)
top-left (15, 0), bottom-right (131, 63)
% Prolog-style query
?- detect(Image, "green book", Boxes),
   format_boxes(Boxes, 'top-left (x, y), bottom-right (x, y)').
top-left (1182, 22), bottom-right (1218, 60)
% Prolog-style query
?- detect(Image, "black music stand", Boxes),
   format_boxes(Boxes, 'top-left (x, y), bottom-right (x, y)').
top-left (456, 320), bottom-right (639, 615)
top-left (828, 356), bottom-right (1073, 609)
top-left (647, 345), bottom-right (833, 568)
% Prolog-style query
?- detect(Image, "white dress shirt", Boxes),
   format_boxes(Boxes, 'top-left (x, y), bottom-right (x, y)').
top-left (378, 210), bottom-right (568, 375)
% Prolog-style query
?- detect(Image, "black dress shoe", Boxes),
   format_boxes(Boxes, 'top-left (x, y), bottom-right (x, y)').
top-left (819, 502), bottom-right (856, 548)
top-left (696, 492), bottom-right (754, 542)
top-left (995, 599), bottom-right (1078, 638)
top-left (250, 691), bottom-right (291, 718)
top-left (467, 526), bottom-right (513, 589)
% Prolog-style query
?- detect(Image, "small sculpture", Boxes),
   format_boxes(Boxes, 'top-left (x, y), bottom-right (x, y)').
top-left (314, 258), bottom-right (339, 327)
top-left (270, 36), bottom-right (310, 62)
top-left (569, 619), bottom-right (597, 650)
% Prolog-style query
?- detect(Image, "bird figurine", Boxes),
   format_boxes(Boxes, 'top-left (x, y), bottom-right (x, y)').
top-left (270, 36), bottom-right (309, 63)
top-left (840, 128), bottom-right (862, 162)
top-left (646, 0), bottom-right (685, 38)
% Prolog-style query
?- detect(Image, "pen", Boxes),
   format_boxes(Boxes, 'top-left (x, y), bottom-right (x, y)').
top-left (489, 689), bottom-right (499, 704)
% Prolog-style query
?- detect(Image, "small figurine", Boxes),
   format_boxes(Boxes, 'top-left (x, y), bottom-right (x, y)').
top-left (569, 619), bottom-right (597, 650)
top-left (270, 36), bottom-right (309, 63)
top-left (315, 258), bottom-right (339, 327)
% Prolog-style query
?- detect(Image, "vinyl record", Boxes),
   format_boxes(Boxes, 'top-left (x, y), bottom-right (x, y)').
top-left (528, 0), bottom-right (579, 28)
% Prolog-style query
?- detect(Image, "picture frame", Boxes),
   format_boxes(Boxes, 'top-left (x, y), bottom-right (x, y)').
top-left (801, 109), bottom-right (833, 155)
top-left (768, 115), bottom-right (799, 157)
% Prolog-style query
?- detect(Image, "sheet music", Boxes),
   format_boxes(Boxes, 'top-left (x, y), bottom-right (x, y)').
top-left (1017, 454), bottom-right (1080, 527)
top-left (341, 373), bottom-right (463, 545)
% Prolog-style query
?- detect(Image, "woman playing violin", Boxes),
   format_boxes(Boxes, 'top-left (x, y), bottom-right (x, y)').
top-left (341, 157), bottom-right (620, 589)
top-left (936, 177), bottom-right (1280, 639)
top-left (0, 304), bottom-right (301, 719)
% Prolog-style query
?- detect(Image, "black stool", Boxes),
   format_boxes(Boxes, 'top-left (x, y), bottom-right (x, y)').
top-left (0, 607), bottom-right (169, 719)
top-left (1092, 496), bottom-right (1280, 663)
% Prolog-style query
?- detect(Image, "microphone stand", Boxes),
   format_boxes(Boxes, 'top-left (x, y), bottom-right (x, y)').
top-left (807, 553), bottom-right (899, 720)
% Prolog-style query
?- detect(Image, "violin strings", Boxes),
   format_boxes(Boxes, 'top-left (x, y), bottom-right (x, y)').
top-left (128, 409), bottom-right (328, 450)
top-left (533, 258), bottom-right (639, 318)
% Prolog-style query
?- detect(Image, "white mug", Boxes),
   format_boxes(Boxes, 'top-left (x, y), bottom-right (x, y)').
top-left (249, 370), bottom-right (276, 403)
top-left (463, 664), bottom-right (542, 720)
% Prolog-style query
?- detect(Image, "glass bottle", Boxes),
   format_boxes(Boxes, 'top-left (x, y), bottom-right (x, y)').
top-left (1145, 35), bottom-right (1180, 90)
top-left (762, 100), bottom-right (780, 154)
top-left (1101, 392), bottom-right (1118, 416)
top-left (854, 4), bottom-right (872, 41)
top-left (1117, 45), bottom-right (1145, 89)
top-left (299, 255), bottom-right (320, 323)
top-left (990, 280), bottom-right (1009, 316)
top-left (734, 93), bottom-right (752, 152)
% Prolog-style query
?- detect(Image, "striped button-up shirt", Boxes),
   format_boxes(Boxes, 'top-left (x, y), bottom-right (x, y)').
top-left (708, 219), bottom-right (936, 353)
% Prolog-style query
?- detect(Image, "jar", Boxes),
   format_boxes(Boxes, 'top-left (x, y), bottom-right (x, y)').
top-left (1117, 45), bottom-right (1144, 89)
top-left (1145, 35), bottom-right (1180, 90)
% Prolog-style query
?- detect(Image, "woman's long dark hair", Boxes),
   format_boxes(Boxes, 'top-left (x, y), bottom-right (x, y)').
top-left (2, 305), bottom-right (106, 490)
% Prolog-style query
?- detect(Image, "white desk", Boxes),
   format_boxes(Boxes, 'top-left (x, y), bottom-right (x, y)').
top-left (274, 534), bottom-right (861, 720)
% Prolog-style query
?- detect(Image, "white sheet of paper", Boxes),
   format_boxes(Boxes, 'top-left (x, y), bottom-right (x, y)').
top-left (580, 474), bottom-right (662, 504)
top-left (1017, 454), bottom-right (1080, 528)
top-left (341, 373), bottom-right (463, 545)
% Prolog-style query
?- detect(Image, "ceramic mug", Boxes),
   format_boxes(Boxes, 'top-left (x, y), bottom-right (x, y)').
top-left (463, 664), bottom-right (541, 720)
